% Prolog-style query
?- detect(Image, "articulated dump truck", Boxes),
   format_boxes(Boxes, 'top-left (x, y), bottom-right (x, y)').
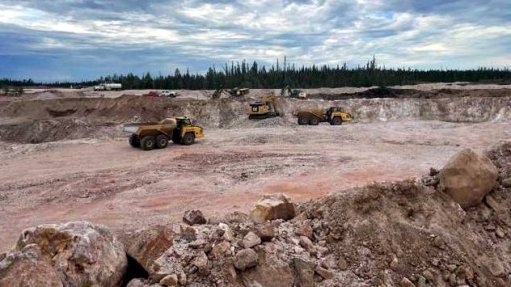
top-left (296, 107), bottom-right (353, 125)
top-left (123, 117), bottom-right (204, 151)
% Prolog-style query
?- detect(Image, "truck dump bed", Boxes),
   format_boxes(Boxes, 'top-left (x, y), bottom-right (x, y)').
top-left (122, 118), bottom-right (177, 134)
top-left (296, 109), bottom-right (325, 120)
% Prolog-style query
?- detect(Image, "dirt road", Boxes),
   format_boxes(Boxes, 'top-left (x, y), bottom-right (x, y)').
top-left (1, 120), bottom-right (509, 251)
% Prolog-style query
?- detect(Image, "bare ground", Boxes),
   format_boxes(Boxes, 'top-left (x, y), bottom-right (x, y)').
top-left (1, 120), bottom-right (510, 252)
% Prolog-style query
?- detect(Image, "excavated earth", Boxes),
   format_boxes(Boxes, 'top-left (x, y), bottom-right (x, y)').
top-left (0, 85), bottom-right (510, 286)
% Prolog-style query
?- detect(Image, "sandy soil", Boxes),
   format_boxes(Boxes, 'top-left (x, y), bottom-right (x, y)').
top-left (1, 120), bottom-right (510, 251)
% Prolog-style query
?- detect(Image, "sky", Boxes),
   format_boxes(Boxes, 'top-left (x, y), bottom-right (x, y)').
top-left (0, 0), bottom-right (510, 82)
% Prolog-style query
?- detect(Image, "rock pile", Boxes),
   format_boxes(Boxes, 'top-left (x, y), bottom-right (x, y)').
top-left (2, 144), bottom-right (511, 287)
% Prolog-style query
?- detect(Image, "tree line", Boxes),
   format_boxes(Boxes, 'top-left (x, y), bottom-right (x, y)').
top-left (2, 57), bottom-right (511, 90)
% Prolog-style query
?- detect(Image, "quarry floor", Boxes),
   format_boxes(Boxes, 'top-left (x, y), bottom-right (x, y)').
top-left (0, 120), bottom-right (510, 251)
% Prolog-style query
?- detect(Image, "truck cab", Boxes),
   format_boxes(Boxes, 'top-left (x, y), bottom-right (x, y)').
top-left (172, 117), bottom-right (204, 145)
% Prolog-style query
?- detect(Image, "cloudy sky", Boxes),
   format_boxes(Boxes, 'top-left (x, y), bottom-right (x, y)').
top-left (0, 0), bottom-right (510, 81)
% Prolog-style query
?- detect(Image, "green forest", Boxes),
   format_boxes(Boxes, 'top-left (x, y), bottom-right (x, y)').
top-left (2, 58), bottom-right (511, 90)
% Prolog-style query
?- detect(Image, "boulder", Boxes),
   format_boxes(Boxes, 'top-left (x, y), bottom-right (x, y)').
top-left (118, 225), bottom-right (174, 272)
top-left (183, 210), bottom-right (207, 225)
top-left (211, 241), bottom-right (231, 258)
top-left (255, 223), bottom-right (275, 242)
top-left (240, 252), bottom-right (294, 287)
top-left (218, 223), bottom-right (235, 241)
top-left (242, 232), bottom-right (261, 248)
top-left (0, 244), bottom-right (63, 287)
top-left (234, 249), bottom-right (259, 271)
top-left (250, 193), bottom-right (296, 223)
top-left (439, 149), bottom-right (498, 208)
top-left (10, 221), bottom-right (127, 287)
top-left (160, 274), bottom-right (179, 286)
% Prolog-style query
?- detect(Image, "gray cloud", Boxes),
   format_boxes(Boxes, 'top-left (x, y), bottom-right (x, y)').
top-left (0, 0), bottom-right (510, 80)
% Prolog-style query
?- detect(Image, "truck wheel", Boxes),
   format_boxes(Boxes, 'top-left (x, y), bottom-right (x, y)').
top-left (156, 135), bottom-right (169, 149)
top-left (140, 136), bottom-right (156, 150)
top-left (309, 117), bottom-right (319, 125)
top-left (330, 117), bottom-right (342, 125)
top-left (298, 117), bottom-right (308, 125)
top-left (181, 132), bottom-right (195, 145)
top-left (129, 134), bottom-right (140, 147)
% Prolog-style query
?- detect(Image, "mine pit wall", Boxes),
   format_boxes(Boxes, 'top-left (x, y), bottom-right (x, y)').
top-left (0, 94), bottom-right (509, 143)
top-left (283, 95), bottom-right (511, 123)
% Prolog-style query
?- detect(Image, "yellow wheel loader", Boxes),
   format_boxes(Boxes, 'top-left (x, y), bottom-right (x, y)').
top-left (296, 107), bottom-right (353, 125)
top-left (123, 117), bottom-right (204, 151)
top-left (247, 94), bottom-right (281, 119)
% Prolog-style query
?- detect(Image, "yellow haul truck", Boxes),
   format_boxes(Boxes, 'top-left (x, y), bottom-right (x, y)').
top-left (123, 117), bottom-right (204, 150)
top-left (296, 107), bottom-right (353, 125)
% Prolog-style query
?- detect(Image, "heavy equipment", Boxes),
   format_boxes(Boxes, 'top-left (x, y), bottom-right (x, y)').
top-left (281, 86), bottom-right (307, 99)
top-left (123, 117), bottom-right (204, 150)
top-left (229, 87), bottom-right (250, 97)
top-left (248, 93), bottom-right (281, 119)
top-left (212, 87), bottom-right (250, 99)
top-left (296, 107), bottom-right (353, 125)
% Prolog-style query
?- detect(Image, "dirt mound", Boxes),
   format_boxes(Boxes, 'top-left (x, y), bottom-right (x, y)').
top-left (0, 96), bottom-right (245, 143)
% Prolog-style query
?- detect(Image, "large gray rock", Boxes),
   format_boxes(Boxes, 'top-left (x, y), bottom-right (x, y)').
top-left (242, 232), bottom-right (261, 248)
top-left (250, 193), bottom-right (296, 223)
top-left (234, 249), bottom-right (259, 271)
top-left (182, 210), bottom-right (207, 225)
top-left (12, 221), bottom-right (127, 287)
top-left (439, 149), bottom-right (498, 208)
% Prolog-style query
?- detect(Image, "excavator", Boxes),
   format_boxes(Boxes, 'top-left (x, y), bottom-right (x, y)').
top-left (212, 87), bottom-right (250, 99)
top-left (281, 86), bottom-right (307, 99)
top-left (247, 93), bottom-right (281, 119)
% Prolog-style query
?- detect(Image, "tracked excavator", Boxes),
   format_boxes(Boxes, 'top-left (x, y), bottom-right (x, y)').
top-left (212, 87), bottom-right (250, 99)
top-left (247, 93), bottom-right (282, 119)
top-left (281, 86), bottom-right (307, 99)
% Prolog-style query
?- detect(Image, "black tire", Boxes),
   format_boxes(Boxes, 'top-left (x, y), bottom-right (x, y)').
top-left (309, 117), bottom-right (319, 125)
top-left (298, 117), bottom-right (308, 125)
top-left (155, 134), bottom-right (169, 149)
top-left (330, 117), bottom-right (342, 125)
top-left (140, 136), bottom-right (156, 151)
top-left (181, 132), bottom-right (195, 145)
top-left (129, 134), bottom-right (140, 148)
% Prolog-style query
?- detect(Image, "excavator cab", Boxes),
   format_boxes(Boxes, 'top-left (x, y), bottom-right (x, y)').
top-left (248, 94), bottom-right (281, 119)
